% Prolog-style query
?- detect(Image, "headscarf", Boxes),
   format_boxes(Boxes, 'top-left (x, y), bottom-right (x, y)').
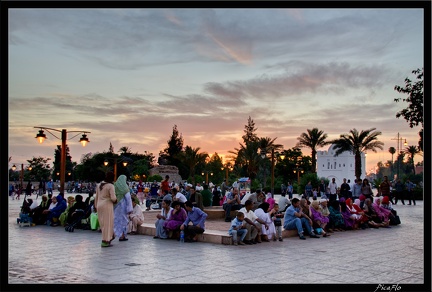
top-left (339, 197), bottom-right (346, 203)
top-left (382, 196), bottom-right (390, 204)
top-left (114, 174), bottom-right (129, 203)
top-left (131, 195), bottom-right (140, 205)
top-left (354, 199), bottom-right (361, 207)
top-left (359, 194), bottom-right (366, 201)
top-left (346, 198), bottom-right (352, 206)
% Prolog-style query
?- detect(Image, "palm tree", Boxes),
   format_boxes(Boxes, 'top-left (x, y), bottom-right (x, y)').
top-left (388, 147), bottom-right (396, 163)
top-left (229, 140), bottom-right (261, 180)
top-left (404, 145), bottom-right (420, 174)
top-left (296, 128), bottom-right (330, 173)
top-left (331, 128), bottom-right (384, 180)
top-left (177, 146), bottom-right (208, 184)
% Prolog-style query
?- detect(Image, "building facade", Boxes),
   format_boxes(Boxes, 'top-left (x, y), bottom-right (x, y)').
top-left (316, 144), bottom-right (366, 186)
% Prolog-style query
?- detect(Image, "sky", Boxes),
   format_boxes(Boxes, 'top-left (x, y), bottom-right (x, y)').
top-left (7, 5), bottom-right (427, 174)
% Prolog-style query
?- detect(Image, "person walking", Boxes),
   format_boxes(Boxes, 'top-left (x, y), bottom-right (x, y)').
top-left (113, 175), bottom-right (133, 242)
top-left (393, 179), bottom-right (405, 205)
top-left (405, 179), bottom-right (416, 205)
top-left (94, 171), bottom-right (117, 248)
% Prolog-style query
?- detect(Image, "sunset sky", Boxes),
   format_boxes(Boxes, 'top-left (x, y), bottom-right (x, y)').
top-left (7, 5), bottom-right (426, 173)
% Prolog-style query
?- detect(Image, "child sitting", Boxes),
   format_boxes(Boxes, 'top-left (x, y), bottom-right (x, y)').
top-left (228, 211), bottom-right (247, 245)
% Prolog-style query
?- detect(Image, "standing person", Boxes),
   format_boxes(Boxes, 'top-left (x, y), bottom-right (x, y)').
top-left (23, 181), bottom-right (32, 200)
top-left (352, 179), bottom-right (362, 201)
top-left (221, 179), bottom-right (229, 198)
top-left (361, 179), bottom-right (374, 202)
top-left (318, 180), bottom-right (326, 199)
top-left (161, 175), bottom-right (171, 195)
top-left (393, 179), bottom-right (405, 205)
top-left (113, 175), bottom-right (133, 242)
top-left (94, 171), bottom-right (117, 248)
top-left (304, 181), bottom-right (313, 200)
top-left (212, 185), bottom-right (221, 207)
top-left (287, 182), bottom-right (293, 199)
top-left (180, 201), bottom-right (208, 242)
top-left (328, 178), bottom-right (338, 202)
top-left (379, 176), bottom-right (392, 203)
top-left (201, 184), bottom-right (213, 207)
top-left (38, 180), bottom-right (45, 198)
top-left (340, 178), bottom-right (350, 200)
top-left (136, 180), bottom-right (145, 205)
top-left (405, 179), bottom-right (416, 205)
top-left (46, 179), bottom-right (53, 196)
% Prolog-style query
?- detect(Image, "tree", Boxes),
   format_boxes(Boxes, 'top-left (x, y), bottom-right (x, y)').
top-left (404, 145), bottom-right (420, 174)
top-left (27, 156), bottom-right (52, 181)
top-left (394, 68), bottom-right (423, 151)
top-left (388, 147), bottom-right (396, 164)
top-left (53, 144), bottom-right (73, 181)
top-left (331, 128), bottom-right (384, 180)
top-left (159, 124), bottom-right (184, 167)
top-left (296, 128), bottom-right (330, 173)
top-left (177, 146), bottom-right (208, 184)
top-left (257, 137), bottom-right (283, 188)
top-left (242, 116), bottom-right (259, 144)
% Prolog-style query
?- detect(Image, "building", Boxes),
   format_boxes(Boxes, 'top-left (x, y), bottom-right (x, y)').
top-left (316, 144), bottom-right (366, 186)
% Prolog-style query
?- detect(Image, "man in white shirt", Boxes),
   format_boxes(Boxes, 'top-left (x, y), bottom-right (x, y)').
top-left (238, 199), bottom-right (268, 244)
top-left (172, 187), bottom-right (187, 207)
top-left (328, 178), bottom-right (338, 201)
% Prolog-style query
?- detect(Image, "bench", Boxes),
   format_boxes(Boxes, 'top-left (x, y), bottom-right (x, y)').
top-left (137, 223), bottom-right (233, 245)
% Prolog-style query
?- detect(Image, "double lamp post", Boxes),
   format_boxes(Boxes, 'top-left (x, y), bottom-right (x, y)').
top-left (35, 127), bottom-right (90, 193)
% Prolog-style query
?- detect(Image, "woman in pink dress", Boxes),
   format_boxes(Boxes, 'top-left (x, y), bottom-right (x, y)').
top-left (163, 201), bottom-right (187, 238)
top-left (94, 171), bottom-right (117, 247)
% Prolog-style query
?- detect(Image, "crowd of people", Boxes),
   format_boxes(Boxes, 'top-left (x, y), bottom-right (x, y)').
top-left (16, 174), bottom-right (405, 247)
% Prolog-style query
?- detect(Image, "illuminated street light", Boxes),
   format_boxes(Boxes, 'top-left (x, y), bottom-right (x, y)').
top-left (201, 171), bottom-right (213, 185)
top-left (103, 156), bottom-right (132, 181)
top-left (34, 127), bottom-right (91, 193)
top-left (391, 132), bottom-right (408, 179)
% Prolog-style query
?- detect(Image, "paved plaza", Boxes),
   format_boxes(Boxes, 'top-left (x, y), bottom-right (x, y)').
top-left (3, 192), bottom-right (431, 291)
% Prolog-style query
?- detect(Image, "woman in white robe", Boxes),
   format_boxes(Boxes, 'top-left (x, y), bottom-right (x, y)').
top-left (254, 202), bottom-right (276, 241)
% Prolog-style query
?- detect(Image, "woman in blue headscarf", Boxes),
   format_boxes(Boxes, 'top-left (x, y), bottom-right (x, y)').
top-left (113, 175), bottom-right (133, 241)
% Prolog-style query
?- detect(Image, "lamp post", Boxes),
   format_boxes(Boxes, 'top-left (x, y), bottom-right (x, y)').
top-left (201, 171), bottom-right (213, 185)
top-left (104, 156), bottom-right (131, 181)
top-left (293, 156), bottom-right (304, 185)
top-left (34, 127), bottom-right (90, 193)
top-left (221, 162), bottom-right (232, 183)
top-left (391, 132), bottom-right (408, 179)
top-left (11, 163), bottom-right (33, 197)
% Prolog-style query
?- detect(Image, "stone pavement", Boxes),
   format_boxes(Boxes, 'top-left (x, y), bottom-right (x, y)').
top-left (4, 192), bottom-right (430, 292)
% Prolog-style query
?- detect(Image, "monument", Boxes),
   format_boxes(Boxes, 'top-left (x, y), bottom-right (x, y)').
top-left (149, 165), bottom-right (182, 184)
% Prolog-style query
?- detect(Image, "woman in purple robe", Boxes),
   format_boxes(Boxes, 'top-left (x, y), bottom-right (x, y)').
top-left (309, 200), bottom-right (331, 237)
top-left (339, 197), bottom-right (356, 230)
top-left (163, 201), bottom-right (187, 238)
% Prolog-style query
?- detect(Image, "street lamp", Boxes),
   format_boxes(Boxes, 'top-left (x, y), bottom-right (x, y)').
top-left (293, 156), bottom-right (304, 185)
top-left (11, 163), bottom-right (32, 197)
top-left (391, 132), bottom-right (408, 179)
top-left (201, 171), bottom-right (213, 185)
top-left (34, 127), bottom-right (91, 193)
top-left (103, 155), bottom-right (132, 181)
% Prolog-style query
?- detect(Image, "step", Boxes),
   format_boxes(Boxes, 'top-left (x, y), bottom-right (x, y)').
top-left (203, 206), bottom-right (238, 220)
top-left (136, 223), bottom-right (300, 245)
top-left (137, 223), bottom-right (233, 245)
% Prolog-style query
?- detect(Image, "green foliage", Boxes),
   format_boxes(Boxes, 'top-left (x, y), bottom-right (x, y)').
top-left (394, 68), bottom-right (423, 151)
top-left (148, 174), bottom-right (162, 182)
top-left (296, 172), bottom-right (320, 195)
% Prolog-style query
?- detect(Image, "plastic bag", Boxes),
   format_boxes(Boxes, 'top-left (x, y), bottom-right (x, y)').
top-left (90, 212), bottom-right (99, 230)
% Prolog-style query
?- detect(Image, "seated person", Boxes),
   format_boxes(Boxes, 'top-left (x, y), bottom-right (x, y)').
top-left (363, 198), bottom-right (388, 228)
top-left (254, 202), bottom-right (276, 241)
top-left (128, 195), bottom-right (145, 235)
top-left (248, 189), bottom-right (265, 211)
top-left (265, 192), bottom-right (276, 210)
top-left (66, 194), bottom-right (88, 227)
top-left (180, 200), bottom-right (208, 242)
top-left (59, 196), bottom-right (75, 227)
top-left (328, 200), bottom-right (346, 231)
top-left (380, 196), bottom-right (401, 225)
top-left (222, 187), bottom-right (242, 222)
top-left (228, 211), bottom-right (247, 245)
top-left (372, 197), bottom-right (391, 227)
top-left (43, 194), bottom-right (67, 226)
top-left (30, 194), bottom-right (52, 225)
top-left (163, 201), bottom-right (187, 238)
top-left (339, 197), bottom-right (356, 230)
top-left (154, 200), bottom-right (173, 239)
top-left (309, 200), bottom-right (330, 237)
top-left (346, 198), bottom-right (369, 229)
top-left (172, 187), bottom-right (187, 208)
top-left (277, 192), bottom-right (290, 212)
top-left (238, 199), bottom-right (268, 244)
top-left (283, 198), bottom-right (319, 240)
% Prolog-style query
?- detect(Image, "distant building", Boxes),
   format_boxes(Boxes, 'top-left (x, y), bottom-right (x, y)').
top-left (316, 144), bottom-right (366, 186)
